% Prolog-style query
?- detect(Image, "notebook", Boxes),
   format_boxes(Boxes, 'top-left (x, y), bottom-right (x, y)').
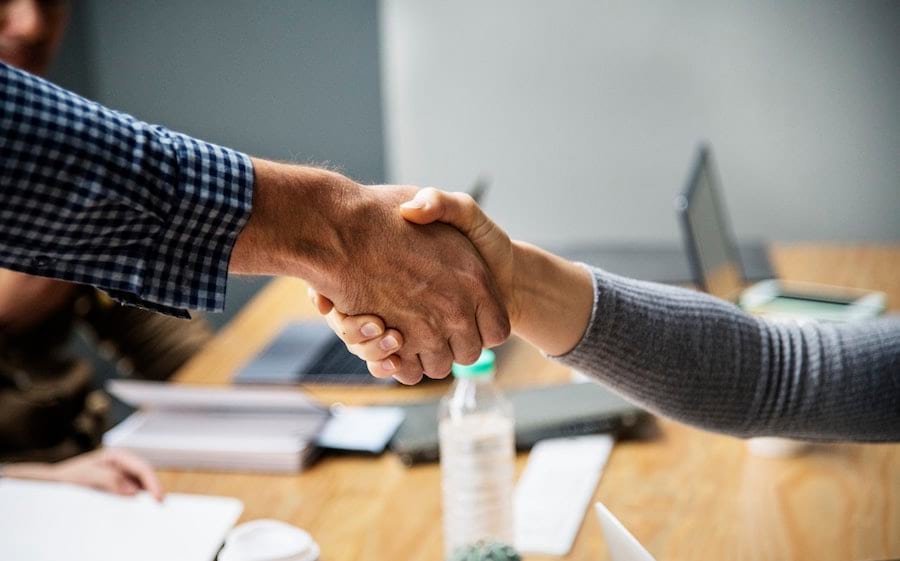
top-left (0, 479), bottom-right (242, 561)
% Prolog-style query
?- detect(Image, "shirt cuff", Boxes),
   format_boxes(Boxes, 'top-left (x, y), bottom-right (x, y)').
top-left (550, 264), bottom-right (610, 365)
top-left (132, 132), bottom-right (254, 315)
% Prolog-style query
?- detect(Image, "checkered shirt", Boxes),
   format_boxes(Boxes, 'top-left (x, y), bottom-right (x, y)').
top-left (0, 62), bottom-right (254, 317)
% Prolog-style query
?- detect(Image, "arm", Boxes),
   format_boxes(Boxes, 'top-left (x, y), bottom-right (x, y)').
top-left (0, 64), bottom-right (508, 382)
top-left (1, 62), bottom-right (251, 316)
top-left (321, 189), bottom-right (900, 441)
top-left (0, 449), bottom-right (164, 500)
top-left (556, 267), bottom-right (900, 441)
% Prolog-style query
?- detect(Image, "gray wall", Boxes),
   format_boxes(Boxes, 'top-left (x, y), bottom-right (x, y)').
top-left (61, 0), bottom-right (385, 184)
top-left (379, 0), bottom-right (900, 244)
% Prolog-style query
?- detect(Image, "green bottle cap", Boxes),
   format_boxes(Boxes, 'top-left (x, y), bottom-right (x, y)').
top-left (451, 349), bottom-right (496, 379)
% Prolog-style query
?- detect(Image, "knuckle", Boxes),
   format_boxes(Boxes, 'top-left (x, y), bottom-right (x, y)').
top-left (455, 344), bottom-right (482, 365)
top-left (484, 315), bottom-right (511, 347)
top-left (456, 192), bottom-right (476, 208)
top-left (445, 304), bottom-right (471, 330)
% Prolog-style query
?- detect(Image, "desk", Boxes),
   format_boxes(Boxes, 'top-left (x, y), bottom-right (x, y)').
top-left (162, 244), bottom-right (900, 561)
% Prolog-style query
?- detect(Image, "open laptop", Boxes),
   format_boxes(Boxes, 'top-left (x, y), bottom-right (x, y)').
top-left (675, 145), bottom-right (748, 301)
top-left (676, 145), bottom-right (885, 320)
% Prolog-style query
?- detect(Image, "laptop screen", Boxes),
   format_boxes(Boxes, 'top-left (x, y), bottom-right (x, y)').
top-left (679, 147), bottom-right (745, 301)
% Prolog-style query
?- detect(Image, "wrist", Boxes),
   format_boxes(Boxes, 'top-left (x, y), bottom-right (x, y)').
top-left (0, 462), bottom-right (54, 481)
top-left (509, 241), bottom-right (594, 356)
top-left (231, 159), bottom-right (359, 284)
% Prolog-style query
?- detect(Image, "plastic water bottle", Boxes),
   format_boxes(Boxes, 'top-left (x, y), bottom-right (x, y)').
top-left (439, 350), bottom-right (515, 559)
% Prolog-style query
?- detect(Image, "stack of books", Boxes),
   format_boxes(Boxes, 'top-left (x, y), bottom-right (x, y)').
top-left (103, 381), bottom-right (329, 472)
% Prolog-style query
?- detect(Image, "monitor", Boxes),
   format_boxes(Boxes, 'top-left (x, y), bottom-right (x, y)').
top-left (676, 146), bottom-right (746, 301)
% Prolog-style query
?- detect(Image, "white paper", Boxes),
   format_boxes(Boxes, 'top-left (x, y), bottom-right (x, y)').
top-left (316, 406), bottom-right (405, 453)
top-left (0, 479), bottom-right (242, 561)
top-left (595, 502), bottom-right (658, 561)
top-left (514, 434), bottom-right (614, 555)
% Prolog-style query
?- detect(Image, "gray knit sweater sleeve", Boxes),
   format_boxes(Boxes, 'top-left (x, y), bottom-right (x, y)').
top-left (555, 267), bottom-right (900, 442)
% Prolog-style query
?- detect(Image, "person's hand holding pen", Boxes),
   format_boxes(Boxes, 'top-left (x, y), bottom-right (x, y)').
top-left (309, 188), bottom-right (596, 380)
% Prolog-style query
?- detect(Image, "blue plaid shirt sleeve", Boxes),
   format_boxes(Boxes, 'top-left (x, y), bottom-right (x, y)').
top-left (0, 62), bottom-right (254, 317)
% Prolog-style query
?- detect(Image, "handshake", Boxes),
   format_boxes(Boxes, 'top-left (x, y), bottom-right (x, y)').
top-left (231, 159), bottom-right (594, 384)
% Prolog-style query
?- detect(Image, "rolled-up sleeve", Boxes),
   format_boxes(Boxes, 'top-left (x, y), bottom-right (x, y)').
top-left (0, 62), bottom-right (253, 317)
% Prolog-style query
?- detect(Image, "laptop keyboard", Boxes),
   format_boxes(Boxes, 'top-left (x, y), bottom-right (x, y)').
top-left (299, 337), bottom-right (391, 385)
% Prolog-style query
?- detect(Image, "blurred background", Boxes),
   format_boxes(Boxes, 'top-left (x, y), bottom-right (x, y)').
top-left (47, 0), bottom-right (899, 321)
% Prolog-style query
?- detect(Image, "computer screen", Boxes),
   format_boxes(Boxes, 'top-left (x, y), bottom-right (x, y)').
top-left (679, 147), bottom-right (745, 301)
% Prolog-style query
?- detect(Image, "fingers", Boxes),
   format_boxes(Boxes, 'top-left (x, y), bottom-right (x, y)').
top-left (366, 356), bottom-right (401, 379)
top-left (418, 345), bottom-right (454, 380)
top-left (347, 328), bottom-right (403, 362)
top-left (475, 295), bottom-right (512, 348)
top-left (103, 450), bottom-right (164, 501)
top-left (390, 351), bottom-right (426, 385)
top-left (314, 299), bottom-right (418, 381)
top-left (449, 330), bottom-right (482, 365)
top-left (325, 310), bottom-right (388, 346)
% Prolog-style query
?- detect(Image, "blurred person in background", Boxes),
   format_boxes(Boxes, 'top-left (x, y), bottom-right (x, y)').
top-left (0, 0), bottom-right (204, 487)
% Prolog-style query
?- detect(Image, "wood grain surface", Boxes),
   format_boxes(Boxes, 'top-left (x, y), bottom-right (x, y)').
top-left (160, 244), bottom-right (900, 561)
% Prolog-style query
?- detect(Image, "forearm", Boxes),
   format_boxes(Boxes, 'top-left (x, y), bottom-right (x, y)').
top-left (0, 62), bottom-right (252, 316)
top-left (509, 242), bottom-right (594, 356)
top-left (231, 159), bottom-right (350, 281)
top-left (553, 267), bottom-right (900, 441)
top-left (0, 462), bottom-right (54, 481)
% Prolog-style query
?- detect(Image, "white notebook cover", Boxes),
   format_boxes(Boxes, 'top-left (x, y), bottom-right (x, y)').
top-left (0, 479), bottom-right (242, 561)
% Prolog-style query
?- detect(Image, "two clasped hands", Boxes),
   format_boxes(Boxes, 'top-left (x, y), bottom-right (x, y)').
top-left (230, 159), bottom-right (594, 384)
top-left (315, 186), bottom-right (597, 383)
top-left (308, 187), bottom-right (542, 383)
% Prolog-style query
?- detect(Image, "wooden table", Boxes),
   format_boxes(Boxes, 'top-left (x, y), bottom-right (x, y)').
top-left (162, 244), bottom-right (900, 561)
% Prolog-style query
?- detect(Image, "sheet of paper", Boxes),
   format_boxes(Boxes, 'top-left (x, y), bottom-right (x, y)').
top-left (595, 502), bottom-right (658, 561)
top-left (316, 406), bottom-right (405, 453)
top-left (0, 479), bottom-right (242, 561)
top-left (514, 434), bottom-right (614, 555)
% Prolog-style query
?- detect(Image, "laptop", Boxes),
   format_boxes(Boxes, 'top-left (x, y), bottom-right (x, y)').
top-left (233, 321), bottom-right (384, 385)
top-left (676, 145), bottom-right (885, 321)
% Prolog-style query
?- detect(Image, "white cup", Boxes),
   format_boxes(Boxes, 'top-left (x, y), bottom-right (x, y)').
top-left (746, 437), bottom-right (809, 458)
top-left (218, 519), bottom-right (320, 561)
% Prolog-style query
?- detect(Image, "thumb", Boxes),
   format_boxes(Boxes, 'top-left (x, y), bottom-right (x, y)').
top-left (399, 188), bottom-right (486, 240)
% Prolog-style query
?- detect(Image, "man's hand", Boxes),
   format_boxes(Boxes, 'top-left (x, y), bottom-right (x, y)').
top-left (313, 187), bottom-right (595, 371)
top-left (231, 160), bottom-right (510, 383)
top-left (1, 449), bottom-right (164, 500)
